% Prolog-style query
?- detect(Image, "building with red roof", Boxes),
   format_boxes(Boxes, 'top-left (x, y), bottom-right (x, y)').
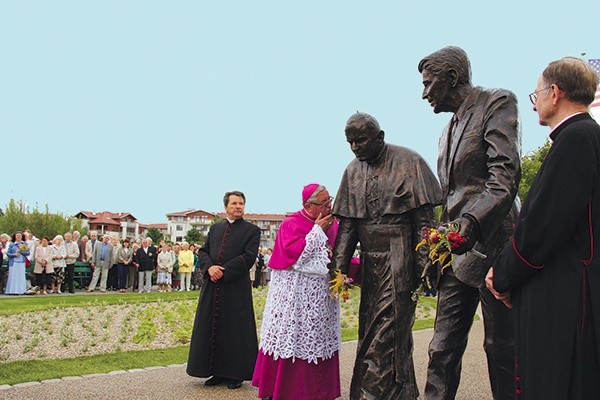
top-left (74, 211), bottom-right (140, 239)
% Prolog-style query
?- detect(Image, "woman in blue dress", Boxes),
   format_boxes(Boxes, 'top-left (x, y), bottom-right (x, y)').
top-left (5, 231), bottom-right (30, 295)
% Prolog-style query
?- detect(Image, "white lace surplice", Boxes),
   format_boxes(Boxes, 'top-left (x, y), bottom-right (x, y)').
top-left (259, 225), bottom-right (341, 364)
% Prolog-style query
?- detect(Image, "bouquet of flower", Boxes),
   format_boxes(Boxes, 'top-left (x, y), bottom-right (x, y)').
top-left (415, 223), bottom-right (466, 272)
top-left (329, 271), bottom-right (354, 302)
top-left (19, 243), bottom-right (29, 252)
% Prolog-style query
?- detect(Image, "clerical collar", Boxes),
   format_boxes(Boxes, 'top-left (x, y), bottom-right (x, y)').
top-left (550, 112), bottom-right (585, 135)
top-left (549, 112), bottom-right (587, 141)
top-left (227, 218), bottom-right (237, 223)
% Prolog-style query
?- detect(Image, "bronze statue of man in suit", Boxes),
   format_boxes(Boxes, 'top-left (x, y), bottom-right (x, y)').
top-left (419, 46), bottom-right (521, 400)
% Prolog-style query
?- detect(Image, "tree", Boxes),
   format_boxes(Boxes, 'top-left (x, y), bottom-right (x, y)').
top-left (184, 227), bottom-right (206, 245)
top-left (0, 200), bottom-right (28, 234)
top-left (0, 199), bottom-right (88, 238)
top-left (146, 227), bottom-right (164, 244)
top-left (518, 140), bottom-right (551, 200)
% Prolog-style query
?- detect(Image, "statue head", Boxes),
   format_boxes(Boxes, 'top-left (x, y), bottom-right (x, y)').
top-left (345, 112), bottom-right (385, 164)
top-left (418, 46), bottom-right (472, 114)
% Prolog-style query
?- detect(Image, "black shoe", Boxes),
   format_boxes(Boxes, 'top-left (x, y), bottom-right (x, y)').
top-left (69, 290), bottom-right (75, 293)
top-left (227, 380), bottom-right (242, 389)
top-left (262, 397), bottom-right (273, 400)
top-left (204, 376), bottom-right (227, 386)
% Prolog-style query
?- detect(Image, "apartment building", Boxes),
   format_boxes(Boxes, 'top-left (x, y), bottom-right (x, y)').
top-left (166, 209), bottom-right (216, 243)
top-left (74, 211), bottom-right (140, 239)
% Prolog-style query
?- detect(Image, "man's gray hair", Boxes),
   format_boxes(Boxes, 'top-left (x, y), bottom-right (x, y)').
top-left (305, 185), bottom-right (326, 204)
top-left (543, 57), bottom-right (600, 105)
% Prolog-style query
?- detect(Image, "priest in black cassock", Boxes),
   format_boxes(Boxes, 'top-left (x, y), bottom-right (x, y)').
top-left (187, 190), bottom-right (261, 390)
top-left (487, 57), bottom-right (600, 399)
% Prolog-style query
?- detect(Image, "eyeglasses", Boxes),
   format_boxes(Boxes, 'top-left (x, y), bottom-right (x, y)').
top-left (528, 86), bottom-right (551, 105)
top-left (310, 196), bottom-right (334, 206)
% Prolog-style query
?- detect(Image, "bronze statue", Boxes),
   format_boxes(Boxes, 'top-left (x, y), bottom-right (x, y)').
top-left (332, 112), bottom-right (441, 400)
top-left (418, 46), bottom-right (521, 400)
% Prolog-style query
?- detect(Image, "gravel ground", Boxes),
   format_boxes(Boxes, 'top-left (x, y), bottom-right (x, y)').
top-left (0, 290), bottom-right (433, 364)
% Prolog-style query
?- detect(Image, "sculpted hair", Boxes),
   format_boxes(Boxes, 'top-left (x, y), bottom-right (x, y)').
top-left (418, 46), bottom-right (472, 86)
top-left (542, 57), bottom-right (599, 106)
top-left (223, 191), bottom-right (246, 206)
top-left (345, 112), bottom-right (381, 135)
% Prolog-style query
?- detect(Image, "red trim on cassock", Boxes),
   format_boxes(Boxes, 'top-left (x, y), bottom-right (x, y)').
top-left (512, 236), bottom-right (544, 269)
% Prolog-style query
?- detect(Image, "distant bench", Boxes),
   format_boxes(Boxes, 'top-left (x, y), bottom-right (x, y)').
top-left (1, 260), bottom-right (92, 290)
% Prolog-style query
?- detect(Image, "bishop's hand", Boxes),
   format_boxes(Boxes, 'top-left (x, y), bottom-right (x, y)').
top-left (315, 213), bottom-right (333, 231)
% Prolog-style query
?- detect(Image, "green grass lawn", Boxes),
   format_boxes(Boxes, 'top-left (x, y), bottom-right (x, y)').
top-left (0, 346), bottom-right (190, 385)
top-left (0, 288), bottom-right (438, 385)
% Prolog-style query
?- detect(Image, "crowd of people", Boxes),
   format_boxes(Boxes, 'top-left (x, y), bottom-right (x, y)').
top-left (0, 229), bottom-right (206, 295)
top-left (250, 247), bottom-right (273, 288)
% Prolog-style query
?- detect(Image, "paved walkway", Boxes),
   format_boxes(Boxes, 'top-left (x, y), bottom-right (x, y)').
top-left (0, 321), bottom-right (492, 400)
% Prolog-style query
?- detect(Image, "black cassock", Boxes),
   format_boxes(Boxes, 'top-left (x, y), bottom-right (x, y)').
top-left (187, 218), bottom-right (261, 381)
top-left (494, 113), bottom-right (600, 399)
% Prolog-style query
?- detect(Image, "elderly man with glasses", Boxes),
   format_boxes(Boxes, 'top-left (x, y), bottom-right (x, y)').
top-left (253, 183), bottom-right (341, 400)
top-left (332, 112), bottom-right (441, 399)
top-left (488, 57), bottom-right (600, 399)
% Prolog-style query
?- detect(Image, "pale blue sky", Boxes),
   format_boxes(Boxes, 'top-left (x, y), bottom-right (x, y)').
top-left (1, 1), bottom-right (598, 223)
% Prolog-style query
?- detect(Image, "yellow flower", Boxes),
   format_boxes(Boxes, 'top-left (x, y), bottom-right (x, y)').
top-left (329, 271), bottom-right (352, 302)
top-left (415, 225), bottom-right (459, 272)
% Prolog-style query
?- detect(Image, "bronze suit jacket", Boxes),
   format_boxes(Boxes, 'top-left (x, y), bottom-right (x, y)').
top-left (439, 86), bottom-right (521, 287)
